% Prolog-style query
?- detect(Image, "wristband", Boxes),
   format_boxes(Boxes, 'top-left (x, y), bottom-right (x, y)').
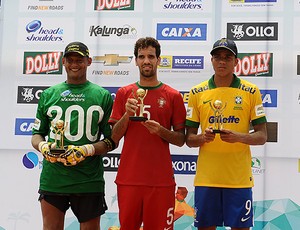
top-left (82, 144), bottom-right (95, 156)
top-left (38, 141), bottom-right (49, 152)
top-left (101, 137), bottom-right (116, 152)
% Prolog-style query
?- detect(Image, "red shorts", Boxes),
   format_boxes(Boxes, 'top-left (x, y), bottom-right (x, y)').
top-left (117, 184), bottom-right (175, 230)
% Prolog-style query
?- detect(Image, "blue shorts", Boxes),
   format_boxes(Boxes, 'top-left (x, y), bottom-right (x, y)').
top-left (194, 186), bottom-right (253, 228)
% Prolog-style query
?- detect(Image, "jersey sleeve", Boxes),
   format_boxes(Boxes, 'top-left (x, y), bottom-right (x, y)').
top-left (172, 91), bottom-right (186, 131)
top-left (32, 90), bottom-right (50, 136)
top-left (108, 87), bottom-right (127, 124)
top-left (185, 87), bottom-right (200, 128)
top-left (251, 87), bottom-right (267, 126)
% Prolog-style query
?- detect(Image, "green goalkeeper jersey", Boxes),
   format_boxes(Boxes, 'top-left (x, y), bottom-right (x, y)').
top-left (32, 81), bottom-right (113, 194)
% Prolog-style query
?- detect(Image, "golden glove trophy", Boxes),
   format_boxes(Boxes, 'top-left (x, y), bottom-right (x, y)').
top-left (129, 88), bottom-right (148, 121)
top-left (210, 100), bottom-right (227, 133)
top-left (50, 120), bottom-right (67, 154)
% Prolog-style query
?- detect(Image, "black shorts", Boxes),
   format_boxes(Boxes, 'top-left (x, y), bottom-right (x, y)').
top-left (38, 191), bottom-right (108, 223)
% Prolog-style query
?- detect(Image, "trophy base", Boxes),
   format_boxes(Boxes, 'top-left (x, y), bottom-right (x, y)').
top-left (129, 116), bottom-right (148, 121)
top-left (212, 129), bottom-right (225, 134)
top-left (50, 148), bottom-right (66, 155)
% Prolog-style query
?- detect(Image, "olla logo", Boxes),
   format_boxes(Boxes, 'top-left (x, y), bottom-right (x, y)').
top-left (23, 151), bottom-right (39, 169)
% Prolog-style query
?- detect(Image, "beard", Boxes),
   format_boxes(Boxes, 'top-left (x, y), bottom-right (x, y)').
top-left (140, 65), bottom-right (156, 78)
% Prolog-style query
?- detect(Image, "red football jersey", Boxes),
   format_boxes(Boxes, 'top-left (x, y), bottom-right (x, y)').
top-left (109, 82), bottom-right (186, 186)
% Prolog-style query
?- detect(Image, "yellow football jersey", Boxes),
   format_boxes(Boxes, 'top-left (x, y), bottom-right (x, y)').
top-left (186, 75), bottom-right (267, 188)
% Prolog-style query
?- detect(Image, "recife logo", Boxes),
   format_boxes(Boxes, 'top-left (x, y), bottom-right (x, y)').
top-left (23, 151), bottom-right (42, 169)
top-left (15, 118), bottom-right (35, 135)
top-left (25, 20), bottom-right (64, 42)
top-left (156, 23), bottom-right (207, 40)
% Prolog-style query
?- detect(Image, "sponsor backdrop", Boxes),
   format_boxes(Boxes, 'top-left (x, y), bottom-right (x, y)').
top-left (0, 0), bottom-right (300, 229)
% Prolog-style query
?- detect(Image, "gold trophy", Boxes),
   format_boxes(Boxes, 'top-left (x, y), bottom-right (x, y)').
top-left (50, 120), bottom-right (67, 154)
top-left (129, 88), bottom-right (148, 121)
top-left (210, 100), bottom-right (227, 133)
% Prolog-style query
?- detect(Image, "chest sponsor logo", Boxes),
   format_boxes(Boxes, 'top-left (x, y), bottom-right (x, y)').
top-left (227, 22), bottom-right (278, 41)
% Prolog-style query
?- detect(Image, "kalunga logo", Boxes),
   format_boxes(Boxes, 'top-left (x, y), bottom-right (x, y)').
top-left (227, 22), bottom-right (278, 41)
top-left (17, 86), bottom-right (49, 104)
top-left (94, 0), bottom-right (135, 10)
top-left (23, 51), bottom-right (63, 74)
top-left (89, 24), bottom-right (137, 38)
top-left (235, 53), bottom-right (273, 77)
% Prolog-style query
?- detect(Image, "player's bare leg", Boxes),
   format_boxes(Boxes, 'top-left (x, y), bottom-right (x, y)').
top-left (40, 199), bottom-right (65, 230)
top-left (80, 216), bottom-right (100, 230)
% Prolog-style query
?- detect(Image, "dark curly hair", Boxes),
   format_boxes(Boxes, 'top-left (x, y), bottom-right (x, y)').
top-left (134, 37), bottom-right (161, 58)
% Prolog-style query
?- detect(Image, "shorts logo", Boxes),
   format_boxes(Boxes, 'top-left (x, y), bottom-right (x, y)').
top-left (241, 216), bottom-right (251, 222)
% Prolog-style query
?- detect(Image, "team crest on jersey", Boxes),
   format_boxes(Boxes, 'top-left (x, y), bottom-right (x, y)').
top-left (235, 96), bottom-right (242, 104)
top-left (234, 96), bottom-right (243, 110)
top-left (157, 97), bottom-right (166, 108)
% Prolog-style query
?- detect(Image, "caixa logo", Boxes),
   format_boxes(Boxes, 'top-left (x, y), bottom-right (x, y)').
top-left (227, 22), bottom-right (278, 41)
top-left (171, 154), bottom-right (197, 175)
top-left (15, 118), bottom-right (35, 135)
top-left (261, 89), bottom-right (277, 107)
top-left (156, 23), bottom-right (207, 41)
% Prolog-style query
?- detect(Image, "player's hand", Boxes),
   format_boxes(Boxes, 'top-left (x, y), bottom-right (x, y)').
top-left (38, 141), bottom-right (59, 163)
top-left (142, 120), bottom-right (161, 134)
top-left (202, 127), bottom-right (216, 143)
top-left (125, 98), bottom-right (138, 116)
top-left (59, 144), bottom-right (95, 166)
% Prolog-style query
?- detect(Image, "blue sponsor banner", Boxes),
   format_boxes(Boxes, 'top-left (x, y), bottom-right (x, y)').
top-left (261, 89), bottom-right (277, 107)
top-left (156, 23), bottom-right (207, 41)
top-left (173, 56), bottom-right (204, 69)
top-left (171, 154), bottom-right (197, 175)
top-left (15, 118), bottom-right (35, 135)
top-left (103, 86), bottom-right (120, 101)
